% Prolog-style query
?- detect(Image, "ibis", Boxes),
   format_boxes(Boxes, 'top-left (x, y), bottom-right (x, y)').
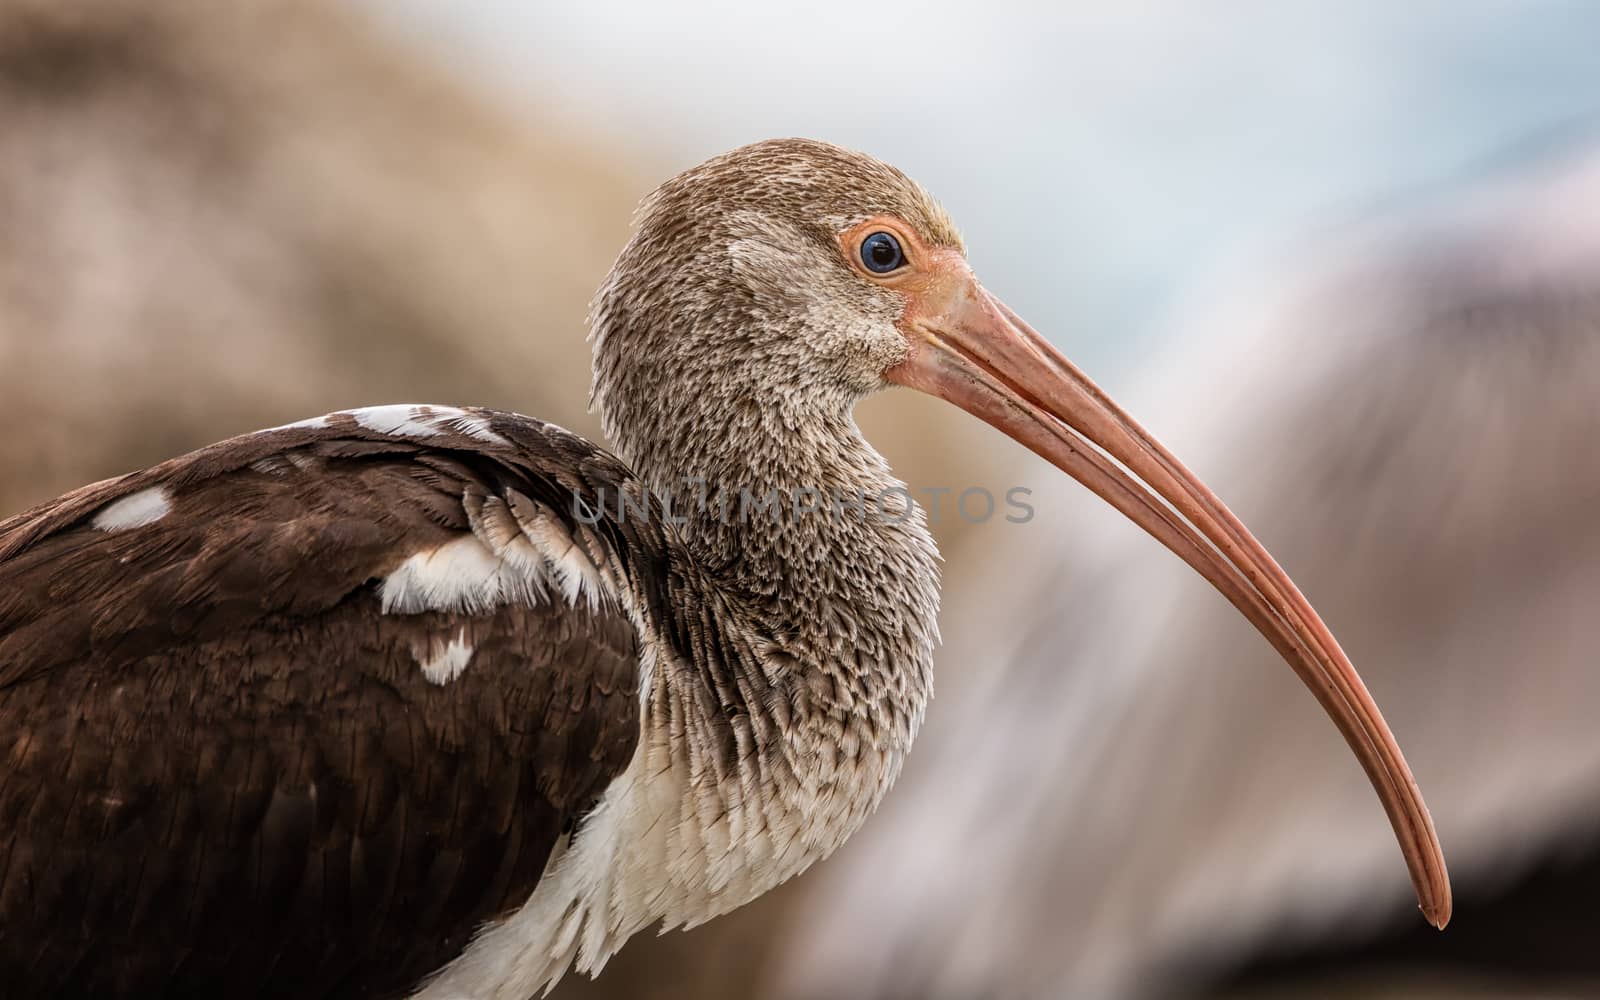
top-left (0, 139), bottom-right (1449, 998)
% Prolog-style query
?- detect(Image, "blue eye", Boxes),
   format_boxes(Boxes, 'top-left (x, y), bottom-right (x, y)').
top-left (860, 231), bottom-right (905, 273)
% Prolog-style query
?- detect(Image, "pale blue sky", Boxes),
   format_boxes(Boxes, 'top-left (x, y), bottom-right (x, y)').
top-left (362, 1), bottom-right (1600, 373)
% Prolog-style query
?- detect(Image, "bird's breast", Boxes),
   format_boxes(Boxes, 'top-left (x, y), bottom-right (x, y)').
top-left (417, 637), bottom-right (918, 1000)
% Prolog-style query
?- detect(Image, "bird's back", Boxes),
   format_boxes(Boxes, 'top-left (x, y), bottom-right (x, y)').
top-left (0, 406), bottom-right (659, 998)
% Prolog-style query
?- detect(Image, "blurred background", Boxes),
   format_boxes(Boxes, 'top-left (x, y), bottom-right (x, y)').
top-left (4, 1), bottom-right (1599, 995)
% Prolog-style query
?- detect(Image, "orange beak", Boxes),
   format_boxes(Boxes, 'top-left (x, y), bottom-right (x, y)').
top-left (887, 254), bottom-right (1451, 929)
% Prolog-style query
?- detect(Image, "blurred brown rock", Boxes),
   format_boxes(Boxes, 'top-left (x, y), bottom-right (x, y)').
top-left (0, 0), bottom-right (643, 514)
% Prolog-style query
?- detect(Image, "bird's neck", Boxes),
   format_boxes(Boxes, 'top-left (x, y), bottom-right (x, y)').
top-left (627, 399), bottom-right (933, 591)
top-left (610, 393), bottom-right (941, 739)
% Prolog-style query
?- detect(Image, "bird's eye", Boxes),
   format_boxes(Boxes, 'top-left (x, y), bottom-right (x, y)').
top-left (860, 231), bottom-right (905, 274)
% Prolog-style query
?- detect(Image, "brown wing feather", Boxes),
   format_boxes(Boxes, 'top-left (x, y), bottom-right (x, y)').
top-left (0, 409), bottom-right (661, 999)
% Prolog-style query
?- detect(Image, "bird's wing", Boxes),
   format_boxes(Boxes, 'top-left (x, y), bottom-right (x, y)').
top-left (0, 405), bottom-right (670, 1000)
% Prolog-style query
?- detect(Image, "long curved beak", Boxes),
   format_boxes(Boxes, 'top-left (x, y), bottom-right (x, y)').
top-left (887, 256), bottom-right (1451, 929)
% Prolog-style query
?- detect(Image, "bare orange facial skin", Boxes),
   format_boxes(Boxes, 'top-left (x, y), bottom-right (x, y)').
top-left (839, 217), bottom-right (939, 285)
top-left (838, 215), bottom-right (981, 375)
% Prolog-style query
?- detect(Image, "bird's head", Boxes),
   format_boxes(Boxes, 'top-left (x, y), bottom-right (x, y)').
top-left (590, 138), bottom-right (1451, 930)
top-left (591, 137), bottom-right (966, 416)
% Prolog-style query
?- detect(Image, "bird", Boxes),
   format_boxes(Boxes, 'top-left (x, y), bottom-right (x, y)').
top-left (0, 138), bottom-right (1450, 999)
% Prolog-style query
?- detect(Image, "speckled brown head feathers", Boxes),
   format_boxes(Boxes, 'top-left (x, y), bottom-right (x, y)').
top-left (590, 138), bottom-right (961, 494)
top-left (636, 137), bottom-right (962, 254)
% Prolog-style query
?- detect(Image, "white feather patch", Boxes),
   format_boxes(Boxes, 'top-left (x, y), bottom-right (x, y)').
top-left (352, 404), bottom-right (444, 439)
top-left (442, 411), bottom-right (511, 444)
top-left (91, 487), bottom-right (171, 531)
top-left (348, 404), bottom-right (509, 445)
top-left (380, 535), bottom-right (542, 615)
top-left (416, 630), bottom-right (474, 685)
